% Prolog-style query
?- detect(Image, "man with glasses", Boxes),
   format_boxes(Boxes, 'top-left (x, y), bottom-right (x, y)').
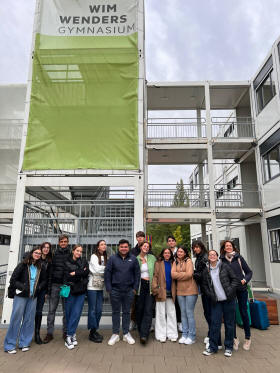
top-left (43, 235), bottom-right (70, 343)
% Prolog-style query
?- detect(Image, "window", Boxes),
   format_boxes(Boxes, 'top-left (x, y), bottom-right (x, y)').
top-left (0, 234), bottom-right (11, 245)
top-left (254, 56), bottom-right (276, 113)
top-left (262, 145), bottom-right (280, 182)
top-left (269, 229), bottom-right (280, 262)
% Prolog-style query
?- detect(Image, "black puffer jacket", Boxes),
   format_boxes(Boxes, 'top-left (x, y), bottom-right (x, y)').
top-left (49, 246), bottom-right (70, 288)
top-left (220, 253), bottom-right (253, 291)
top-left (201, 261), bottom-right (240, 303)
top-left (63, 255), bottom-right (89, 295)
top-left (9, 262), bottom-right (47, 298)
top-left (193, 252), bottom-right (208, 286)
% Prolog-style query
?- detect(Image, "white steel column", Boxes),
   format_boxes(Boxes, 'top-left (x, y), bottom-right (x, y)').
top-left (2, 175), bottom-right (26, 324)
top-left (205, 82), bottom-right (218, 249)
top-left (201, 223), bottom-right (207, 244)
top-left (134, 175), bottom-right (144, 245)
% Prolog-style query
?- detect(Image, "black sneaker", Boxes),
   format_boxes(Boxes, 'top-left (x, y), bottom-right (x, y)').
top-left (95, 331), bottom-right (103, 341)
top-left (140, 337), bottom-right (147, 345)
top-left (203, 348), bottom-right (216, 356)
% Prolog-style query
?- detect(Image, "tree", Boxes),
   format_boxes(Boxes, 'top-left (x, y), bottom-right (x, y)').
top-left (173, 226), bottom-right (183, 245)
top-left (173, 178), bottom-right (189, 207)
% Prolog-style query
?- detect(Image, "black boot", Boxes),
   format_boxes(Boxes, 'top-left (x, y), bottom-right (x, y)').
top-left (89, 329), bottom-right (102, 343)
top-left (35, 315), bottom-right (43, 345)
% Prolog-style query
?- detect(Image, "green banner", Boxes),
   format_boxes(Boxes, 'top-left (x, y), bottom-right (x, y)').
top-left (23, 0), bottom-right (139, 170)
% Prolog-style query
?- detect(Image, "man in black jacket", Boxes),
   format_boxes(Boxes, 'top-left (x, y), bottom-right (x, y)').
top-left (43, 234), bottom-right (70, 343)
top-left (131, 231), bottom-right (145, 256)
top-left (105, 239), bottom-right (140, 346)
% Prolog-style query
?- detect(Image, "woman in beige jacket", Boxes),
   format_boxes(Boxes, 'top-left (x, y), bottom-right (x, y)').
top-left (152, 248), bottom-right (178, 343)
top-left (171, 246), bottom-right (198, 345)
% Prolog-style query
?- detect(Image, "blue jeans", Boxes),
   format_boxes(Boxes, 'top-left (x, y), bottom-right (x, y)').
top-left (209, 299), bottom-right (235, 352)
top-left (177, 294), bottom-right (198, 340)
top-left (4, 296), bottom-right (37, 351)
top-left (65, 293), bottom-right (85, 336)
top-left (235, 289), bottom-right (251, 339)
top-left (110, 288), bottom-right (134, 335)
top-left (87, 290), bottom-right (103, 331)
top-left (36, 289), bottom-right (46, 317)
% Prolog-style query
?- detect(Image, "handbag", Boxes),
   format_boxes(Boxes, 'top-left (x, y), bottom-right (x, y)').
top-left (59, 284), bottom-right (70, 298)
top-left (92, 274), bottom-right (104, 289)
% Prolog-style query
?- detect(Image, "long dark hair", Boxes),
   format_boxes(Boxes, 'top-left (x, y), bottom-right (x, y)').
top-left (94, 240), bottom-right (107, 265)
top-left (191, 240), bottom-right (207, 257)
top-left (158, 248), bottom-right (174, 262)
top-left (175, 245), bottom-right (190, 263)
top-left (23, 247), bottom-right (42, 269)
top-left (220, 240), bottom-right (238, 256)
top-left (40, 242), bottom-right (53, 263)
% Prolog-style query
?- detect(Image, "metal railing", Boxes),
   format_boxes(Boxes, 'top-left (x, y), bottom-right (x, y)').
top-left (0, 119), bottom-right (24, 148)
top-left (147, 184), bottom-right (210, 208)
top-left (212, 117), bottom-right (255, 138)
top-left (147, 118), bottom-right (206, 139)
top-left (0, 265), bottom-right (7, 305)
top-left (214, 184), bottom-right (260, 208)
top-left (0, 188), bottom-right (16, 211)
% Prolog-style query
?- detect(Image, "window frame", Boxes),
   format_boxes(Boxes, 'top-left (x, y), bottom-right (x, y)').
top-left (268, 228), bottom-right (280, 263)
top-left (262, 144), bottom-right (280, 183)
top-left (255, 69), bottom-right (276, 113)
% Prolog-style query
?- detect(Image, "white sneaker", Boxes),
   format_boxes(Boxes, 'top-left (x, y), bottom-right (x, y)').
top-left (206, 342), bottom-right (222, 350)
top-left (21, 347), bottom-right (29, 352)
top-left (204, 336), bottom-right (209, 344)
top-left (224, 349), bottom-right (232, 357)
top-left (185, 337), bottom-right (195, 345)
top-left (108, 334), bottom-right (120, 346)
top-left (177, 323), bottom-right (183, 332)
top-left (169, 338), bottom-right (177, 342)
top-left (179, 336), bottom-right (188, 344)
top-left (123, 332), bottom-right (135, 345)
top-left (7, 349), bottom-right (17, 354)
top-left (218, 345), bottom-right (223, 350)
top-left (129, 321), bottom-right (136, 331)
top-left (65, 336), bottom-right (74, 350)
top-left (158, 338), bottom-right (166, 343)
top-left (71, 334), bottom-right (78, 346)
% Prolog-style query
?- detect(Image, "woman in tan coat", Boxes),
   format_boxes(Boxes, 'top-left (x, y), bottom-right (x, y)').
top-left (171, 246), bottom-right (198, 345)
top-left (152, 248), bottom-right (178, 343)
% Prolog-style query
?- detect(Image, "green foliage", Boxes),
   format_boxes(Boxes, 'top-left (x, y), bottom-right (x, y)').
top-left (147, 223), bottom-right (190, 257)
top-left (173, 178), bottom-right (189, 207)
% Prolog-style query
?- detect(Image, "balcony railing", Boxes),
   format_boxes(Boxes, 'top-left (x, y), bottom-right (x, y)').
top-left (147, 184), bottom-right (210, 208)
top-left (0, 189), bottom-right (16, 211)
top-left (211, 117), bottom-right (255, 138)
top-left (147, 118), bottom-right (206, 139)
top-left (0, 119), bottom-right (23, 148)
top-left (214, 184), bottom-right (260, 208)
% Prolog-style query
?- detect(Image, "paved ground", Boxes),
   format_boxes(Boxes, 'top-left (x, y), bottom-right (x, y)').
top-left (0, 300), bottom-right (280, 373)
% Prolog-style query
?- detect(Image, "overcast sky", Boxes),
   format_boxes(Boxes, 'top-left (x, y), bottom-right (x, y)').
top-left (1, 0), bottom-right (280, 184)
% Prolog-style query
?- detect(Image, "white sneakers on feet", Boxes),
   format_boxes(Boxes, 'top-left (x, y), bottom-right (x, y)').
top-left (179, 336), bottom-right (194, 344)
top-left (108, 334), bottom-right (120, 346)
top-left (204, 336), bottom-right (209, 344)
top-left (123, 332), bottom-right (135, 345)
top-left (224, 349), bottom-right (232, 357)
top-left (65, 336), bottom-right (74, 350)
top-left (21, 347), bottom-right (29, 352)
top-left (7, 349), bottom-right (17, 354)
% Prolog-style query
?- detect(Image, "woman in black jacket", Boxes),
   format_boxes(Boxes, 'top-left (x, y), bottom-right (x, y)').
top-left (192, 240), bottom-right (212, 345)
top-left (34, 242), bottom-right (52, 344)
top-left (201, 250), bottom-right (239, 357)
top-left (64, 245), bottom-right (89, 350)
top-left (4, 247), bottom-right (46, 354)
top-left (220, 240), bottom-right (253, 351)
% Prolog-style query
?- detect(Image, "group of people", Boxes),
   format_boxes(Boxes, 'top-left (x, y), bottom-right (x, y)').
top-left (4, 231), bottom-right (253, 358)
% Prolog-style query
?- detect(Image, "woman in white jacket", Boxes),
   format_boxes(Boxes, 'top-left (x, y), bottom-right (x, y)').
top-left (87, 240), bottom-right (107, 343)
